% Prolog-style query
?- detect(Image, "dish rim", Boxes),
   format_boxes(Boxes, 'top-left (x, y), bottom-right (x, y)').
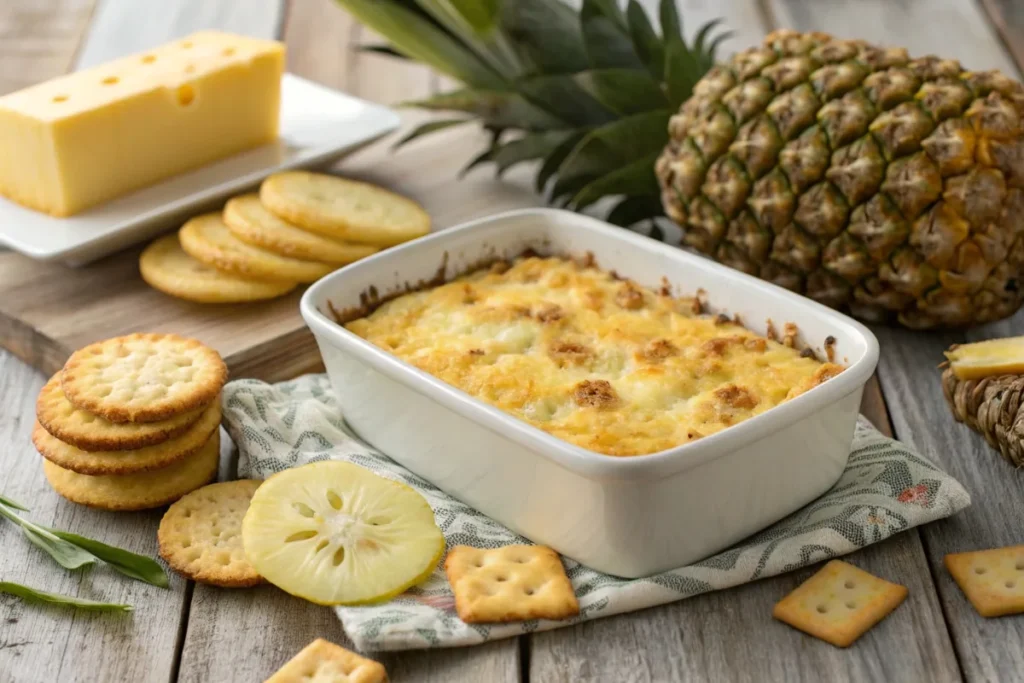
top-left (300, 207), bottom-right (880, 481)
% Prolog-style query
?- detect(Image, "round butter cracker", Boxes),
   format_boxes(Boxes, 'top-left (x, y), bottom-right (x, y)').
top-left (61, 332), bottom-right (228, 424)
top-left (223, 194), bottom-right (379, 265)
top-left (180, 212), bottom-right (336, 284)
top-left (260, 171), bottom-right (430, 247)
top-left (33, 397), bottom-right (221, 475)
top-left (43, 431), bottom-right (221, 511)
top-left (158, 479), bottom-right (264, 587)
top-left (141, 233), bottom-right (298, 304)
top-left (36, 372), bottom-right (204, 451)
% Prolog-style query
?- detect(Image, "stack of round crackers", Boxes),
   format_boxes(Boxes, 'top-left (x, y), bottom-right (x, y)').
top-left (140, 171), bottom-right (431, 304)
top-left (33, 333), bottom-right (228, 511)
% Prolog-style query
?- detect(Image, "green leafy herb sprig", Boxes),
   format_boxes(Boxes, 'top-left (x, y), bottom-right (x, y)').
top-left (0, 493), bottom-right (167, 611)
top-left (0, 582), bottom-right (132, 612)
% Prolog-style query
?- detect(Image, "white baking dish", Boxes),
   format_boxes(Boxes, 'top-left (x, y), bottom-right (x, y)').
top-left (300, 209), bottom-right (879, 577)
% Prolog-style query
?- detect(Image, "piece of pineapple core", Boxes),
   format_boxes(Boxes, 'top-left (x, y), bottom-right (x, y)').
top-left (945, 337), bottom-right (1024, 380)
top-left (0, 31), bottom-right (284, 217)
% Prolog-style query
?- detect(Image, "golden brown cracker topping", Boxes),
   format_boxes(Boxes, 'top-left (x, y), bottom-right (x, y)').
top-left (572, 380), bottom-right (619, 408)
top-left (616, 282), bottom-right (645, 309)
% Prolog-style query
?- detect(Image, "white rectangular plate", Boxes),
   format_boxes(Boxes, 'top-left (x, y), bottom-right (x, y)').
top-left (0, 74), bottom-right (401, 265)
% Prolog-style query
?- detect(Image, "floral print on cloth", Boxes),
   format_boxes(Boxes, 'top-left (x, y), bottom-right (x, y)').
top-left (222, 375), bottom-right (970, 652)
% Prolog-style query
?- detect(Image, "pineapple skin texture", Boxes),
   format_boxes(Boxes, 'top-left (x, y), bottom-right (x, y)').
top-left (656, 29), bottom-right (1024, 329)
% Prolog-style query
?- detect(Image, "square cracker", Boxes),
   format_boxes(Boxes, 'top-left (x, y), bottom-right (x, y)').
top-left (264, 638), bottom-right (387, 683)
top-left (444, 544), bottom-right (580, 623)
top-left (772, 560), bottom-right (908, 648)
top-left (945, 545), bottom-right (1024, 617)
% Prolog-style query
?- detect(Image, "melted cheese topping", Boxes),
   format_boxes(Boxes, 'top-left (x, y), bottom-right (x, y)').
top-left (345, 257), bottom-right (842, 457)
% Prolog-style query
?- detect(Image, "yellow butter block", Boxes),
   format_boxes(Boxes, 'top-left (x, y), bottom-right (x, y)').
top-left (0, 31), bottom-right (284, 217)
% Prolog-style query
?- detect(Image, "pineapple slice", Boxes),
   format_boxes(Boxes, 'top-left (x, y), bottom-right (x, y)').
top-left (242, 461), bottom-right (444, 606)
top-left (944, 337), bottom-right (1024, 380)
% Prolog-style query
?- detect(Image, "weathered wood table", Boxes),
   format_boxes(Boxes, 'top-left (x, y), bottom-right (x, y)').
top-left (2, 1), bottom-right (1024, 681)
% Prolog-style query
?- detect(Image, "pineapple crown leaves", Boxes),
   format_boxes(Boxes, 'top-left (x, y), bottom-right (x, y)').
top-left (335, 0), bottom-right (729, 229)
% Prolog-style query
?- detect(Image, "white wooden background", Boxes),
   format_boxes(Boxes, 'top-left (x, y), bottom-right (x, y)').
top-left (2, 0), bottom-right (1024, 681)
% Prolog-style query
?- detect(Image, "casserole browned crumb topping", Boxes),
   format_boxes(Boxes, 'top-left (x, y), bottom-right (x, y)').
top-left (344, 255), bottom-right (843, 457)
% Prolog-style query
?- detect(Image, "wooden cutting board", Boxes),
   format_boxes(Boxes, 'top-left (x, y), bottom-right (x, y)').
top-left (0, 121), bottom-right (543, 381)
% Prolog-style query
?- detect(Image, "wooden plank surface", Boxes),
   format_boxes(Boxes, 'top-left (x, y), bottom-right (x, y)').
top-left (980, 0), bottom-right (1024, 72)
top-left (528, 0), bottom-right (960, 678)
top-left (0, 0), bottom-right (314, 384)
top-left (0, 249), bottom-right (322, 383)
top-left (176, 585), bottom-right (520, 683)
top-left (767, 0), bottom-right (1020, 73)
top-left (0, 0), bottom-right (306, 384)
top-left (0, 3), bottom-right (293, 683)
top-left (0, 0), bottom-right (96, 95)
top-left (874, 326), bottom-right (1024, 682)
top-left (173, 1), bottom-right (524, 681)
top-left (772, 0), bottom-right (1024, 680)
top-left (0, 0), bottom-right (524, 386)
top-left (2, 0), bottom-right (1012, 681)
top-left (0, 356), bottom-right (193, 683)
top-left (530, 379), bottom-right (961, 683)
top-left (531, 535), bottom-right (956, 683)
top-left (0, 5), bottom-right (193, 683)
top-left (76, 0), bottom-right (284, 66)
top-left (0, 118), bottom-right (540, 381)
top-left (282, 0), bottom-right (437, 105)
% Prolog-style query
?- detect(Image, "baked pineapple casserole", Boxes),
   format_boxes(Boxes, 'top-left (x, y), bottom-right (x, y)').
top-left (345, 256), bottom-right (843, 456)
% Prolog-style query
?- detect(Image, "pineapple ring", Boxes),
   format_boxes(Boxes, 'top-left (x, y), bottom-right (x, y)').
top-left (241, 461), bottom-right (445, 606)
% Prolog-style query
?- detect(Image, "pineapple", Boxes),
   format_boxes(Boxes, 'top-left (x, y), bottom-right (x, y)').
top-left (944, 336), bottom-right (1024, 379)
top-left (242, 461), bottom-right (444, 605)
top-left (335, 0), bottom-right (1024, 328)
top-left (658, 29), bottom-right (1024, 328)
top-left (941, 339), bottom-right (1024, 466)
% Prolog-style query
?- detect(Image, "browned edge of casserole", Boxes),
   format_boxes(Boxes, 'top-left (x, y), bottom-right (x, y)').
top-left (323, 246), bottom-right (840, 364)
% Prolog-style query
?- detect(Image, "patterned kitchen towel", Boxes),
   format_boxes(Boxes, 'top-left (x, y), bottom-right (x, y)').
top-left (223, 374), bottom-right (970, 652)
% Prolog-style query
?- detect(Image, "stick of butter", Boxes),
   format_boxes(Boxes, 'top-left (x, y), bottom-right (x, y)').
top-left (0, 31), bottom-right (284, 217)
